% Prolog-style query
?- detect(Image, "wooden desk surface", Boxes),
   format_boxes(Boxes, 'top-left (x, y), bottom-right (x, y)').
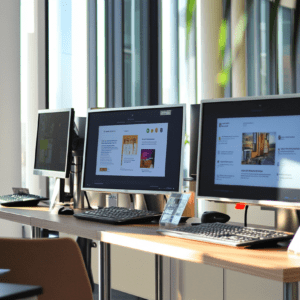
top-left (0, 206), bottom-right (156, 241)
top-left (1, 206), bottom-right (300, 283)
top-left (0, 206), bottom-right (103, 240)
top-left (100, 227), bottom-right (300, 283)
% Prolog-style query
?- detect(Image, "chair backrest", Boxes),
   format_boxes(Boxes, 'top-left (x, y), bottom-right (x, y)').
top-left (0, 238), bottom-right (93, 300)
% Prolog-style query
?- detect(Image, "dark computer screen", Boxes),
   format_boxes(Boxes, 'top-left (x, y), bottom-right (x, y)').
top-left (82, 105), bottom-right (185, 194)
top-left (197, 95), bottom-right (300, 206)
top-left (33, 108), bottom-right (74, 178)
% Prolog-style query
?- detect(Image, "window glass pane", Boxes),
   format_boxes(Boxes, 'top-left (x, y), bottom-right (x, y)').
top-left (247, 0), bottom-right (257, 96)
top-left (123, 0), bottom-right (141, 107)
top-left (178, 0), bottom-right (196, 180)
top-left (48, 0), bottom-right (88, 114)
top-left (162, 0), bottom-right (178, 105)
top-left (124, 0), bottom-right (132, 107)
top-left (48, 0), bottom-right (88, 196)
top-left (97, 0), bottom-right (106, 108)
top-left (278, 6), bottom-right (292, 94)
top-left (260, 0), bottom-right (270, 95)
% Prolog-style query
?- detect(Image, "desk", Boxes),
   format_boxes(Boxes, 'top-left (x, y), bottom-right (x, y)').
top-left (0, 282), bottom-right (42, 300)
top-left (0, 206), bottom-right (300, 300)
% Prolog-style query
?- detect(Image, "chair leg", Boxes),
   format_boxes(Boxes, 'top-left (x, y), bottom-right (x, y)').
top-left (76, 237), bottom-right (95, 292)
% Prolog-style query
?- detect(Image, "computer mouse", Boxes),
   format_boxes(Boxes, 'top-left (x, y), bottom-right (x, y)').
top-left (201, 211), bottom-right (230, 223)
top-left (58, 207), bottom-right (74, 215)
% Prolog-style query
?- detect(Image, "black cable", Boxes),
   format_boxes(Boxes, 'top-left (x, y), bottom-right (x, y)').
top-left (84, 191), bottom-right (92, 209)
top-left (244, 205), bottom-right (249, 227)
top-left (129, 194), bottom-right (134, 203)
top-left (296, 210), bottom-right (300, 225)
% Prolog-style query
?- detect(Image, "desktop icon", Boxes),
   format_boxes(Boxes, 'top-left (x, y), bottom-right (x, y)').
top-left (146, 128), bottom-right (149, 133)
top-left (160, 128), bottom-right (163, 132)
top-left (155, 128), bottom-right (158, 133)
top-left (151, 129), bottom-right (154, 133)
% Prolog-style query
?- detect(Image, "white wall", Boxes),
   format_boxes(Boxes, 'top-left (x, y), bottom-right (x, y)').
top-left (21, 0), bottom-right (47, 195)
top-left (0, 0), bottom-right (21, 195)
top-left (0, 0), bottom-right (23, 237)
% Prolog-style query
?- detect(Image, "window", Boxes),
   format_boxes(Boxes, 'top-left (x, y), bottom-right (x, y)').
top-left (247, 0), bottom-right (298, 96)
top-left (277, 5), bottom-right (293, 94)
top-left (97, 0), bottom-right (105, 107)
top-left (48, 0), bottom-right (89, 197)
top-left (105, 0), bottom-right (159, 108)
top-left (48, 0), bottom-right (88, 114)
top-left (161, 0), bottom-right (197, 180)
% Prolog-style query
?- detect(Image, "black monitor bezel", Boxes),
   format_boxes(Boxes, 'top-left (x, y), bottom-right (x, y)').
top-left (33, 108), bottom-right (74, 179)
top-left (81, 104), bottom-right (186, 195)
top-left (196, 94), bottom-right (300, 209)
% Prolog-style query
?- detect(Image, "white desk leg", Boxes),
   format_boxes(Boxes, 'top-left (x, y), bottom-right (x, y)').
top-left (98, 242), bottom-right (111, 300)
top-left (155, 254), bottom-right (163, 300)
top-left (284, 282), bottom-right (298, 300)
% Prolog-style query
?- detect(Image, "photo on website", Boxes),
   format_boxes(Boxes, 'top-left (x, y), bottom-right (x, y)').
top-left (39, 139), bottom-right (52, 164)
top-left (241, 132), bottom-right (276, 165)
top-left (121, 135), bottom-right (138, 166)
top-left (140, 149), bottom-right (155, 168)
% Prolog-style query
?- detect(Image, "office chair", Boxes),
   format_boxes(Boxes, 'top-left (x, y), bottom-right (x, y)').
top-left (0, 238), bottom-right (93, 300)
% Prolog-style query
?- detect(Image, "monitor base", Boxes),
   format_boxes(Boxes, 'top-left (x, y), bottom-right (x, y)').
top-left (275, 208), bottom-right (300, 233)
top-left (49, 178), bottom-right (73, 210)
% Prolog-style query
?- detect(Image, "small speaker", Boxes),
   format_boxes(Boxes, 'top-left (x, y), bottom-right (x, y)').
top-left (189, 104), bottom-right (200, 178)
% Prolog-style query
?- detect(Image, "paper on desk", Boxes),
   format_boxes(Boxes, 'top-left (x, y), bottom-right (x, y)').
top-left (288, 226), bottom-right (300, 254)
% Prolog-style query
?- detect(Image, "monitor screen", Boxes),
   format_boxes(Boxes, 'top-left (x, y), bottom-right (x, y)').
top-left (197, 95), bottom-right (300, 207)
top-left (33, 108), bottom-right (74, 178)
top-left (82, 105), bottom-right (185, 194)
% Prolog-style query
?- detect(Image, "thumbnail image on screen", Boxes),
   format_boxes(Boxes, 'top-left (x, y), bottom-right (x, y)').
top-left (241, 132), bottom-right (276, 165)
top-left (140, 149), bottom-right (155, 169)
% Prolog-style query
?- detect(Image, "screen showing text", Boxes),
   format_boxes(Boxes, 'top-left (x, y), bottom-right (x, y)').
top-left (215, 115), bottom-right (300, 189)
top-left (96, 123), bottom-right (168, 177)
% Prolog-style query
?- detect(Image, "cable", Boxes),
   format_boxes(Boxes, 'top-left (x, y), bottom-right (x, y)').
top-left (84, 191), bottom-right (92, 209)
top-left (244, 205), bottom-right (249, 227)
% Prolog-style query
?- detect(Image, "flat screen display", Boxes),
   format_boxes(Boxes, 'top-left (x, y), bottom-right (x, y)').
top-left (197, 95), bottom-right (300, 205)
top-left (33, 108), bottom-right (74, 178)
top-left (82, 105), bottom-right (185, 194)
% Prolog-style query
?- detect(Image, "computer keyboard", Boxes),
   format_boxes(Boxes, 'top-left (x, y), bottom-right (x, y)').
top-left (0, 194), bottom-right (48, 207)
top-left (157, 222), bottom-right (294, 247)
top-left (74, 206), bottom-right (162, 225)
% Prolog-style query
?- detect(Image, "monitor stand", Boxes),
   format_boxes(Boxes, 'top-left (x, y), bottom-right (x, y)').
top-left (72, 156), bottom-right (85, 209)
top-left (275, 208), bottom-right (300, 233)
top-left (132, 194), bottom-right (147, 210)
top-left (49, 178), bottom-right (66, 210)
top-left (105, 193), bottom-right (147, 210)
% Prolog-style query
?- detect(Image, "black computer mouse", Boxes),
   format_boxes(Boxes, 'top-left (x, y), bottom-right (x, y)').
top-left (201, 211), bottom-right (230, 223)
top-left (58, 207), bottom-right (74, 215)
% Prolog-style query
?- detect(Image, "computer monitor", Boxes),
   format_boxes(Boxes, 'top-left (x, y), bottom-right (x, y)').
top-left (33, 108), bottom-right (74, 208)
top-left (81, 104), bottom-right (185, 195)
top-left (33, 108), bottom-right (74, 178)
top-left (197, 94), bottom-right (300, 209)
